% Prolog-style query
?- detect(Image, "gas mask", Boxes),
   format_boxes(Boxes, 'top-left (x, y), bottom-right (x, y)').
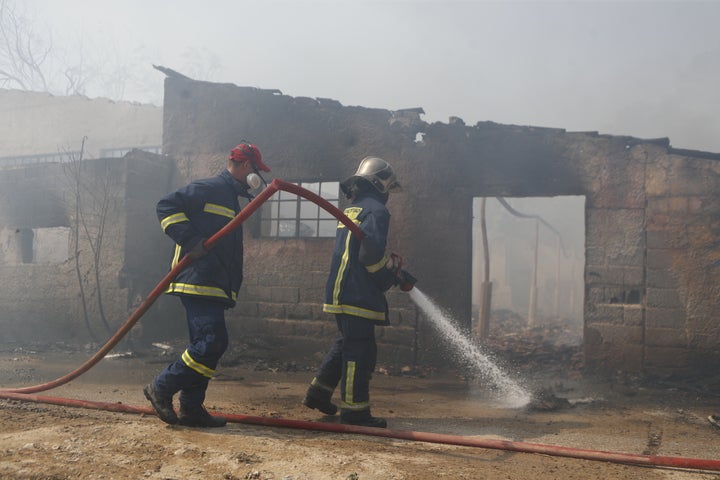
top-left (246, 172), bottom-right (262, 190)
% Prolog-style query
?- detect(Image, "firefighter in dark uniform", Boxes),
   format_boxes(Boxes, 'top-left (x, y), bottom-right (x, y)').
top-left (144, 142), bottom-right (270, 428)
top-left (303, 156), bottom-right (416, 428)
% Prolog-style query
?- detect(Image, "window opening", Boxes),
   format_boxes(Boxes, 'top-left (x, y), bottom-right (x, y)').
top-left (261, 181), bottom-right (340, 238)
top-left (0, 226), bottom-right (70, 265)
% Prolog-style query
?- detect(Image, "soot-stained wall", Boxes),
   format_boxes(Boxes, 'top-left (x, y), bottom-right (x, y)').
top-left (1, 74), bottom-right (718, 378)
top-left (158, 73), bottom-right (720, 376)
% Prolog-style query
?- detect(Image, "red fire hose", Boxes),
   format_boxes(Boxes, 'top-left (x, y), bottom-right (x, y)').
top-left (1, 391), bottom-right (719, 472)
top-left (0, 179), bottom-right (360, 395)
top-left (1, 179), bottom-right (718, 472)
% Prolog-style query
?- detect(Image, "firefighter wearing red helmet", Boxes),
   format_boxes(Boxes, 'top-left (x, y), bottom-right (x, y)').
top-left (144, 141), bottom-right (268, 428)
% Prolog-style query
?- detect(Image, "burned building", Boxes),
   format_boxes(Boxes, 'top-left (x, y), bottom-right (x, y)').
top-left (1, 73), bottom-right (719, 378)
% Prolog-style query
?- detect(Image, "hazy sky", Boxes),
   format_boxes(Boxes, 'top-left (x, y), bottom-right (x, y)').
top-left (24, 0), bottom-right (720, 152)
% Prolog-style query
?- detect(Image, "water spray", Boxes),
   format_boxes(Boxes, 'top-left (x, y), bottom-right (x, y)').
top-left (408, 288), bottom-right (532, 408)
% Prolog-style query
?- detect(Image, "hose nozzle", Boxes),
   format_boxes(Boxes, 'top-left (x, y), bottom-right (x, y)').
top-left (399, 270), bottom-right (417, 292)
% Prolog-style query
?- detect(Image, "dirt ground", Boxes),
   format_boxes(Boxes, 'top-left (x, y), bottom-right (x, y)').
top-left (1, 329), bottom-right (719, 480)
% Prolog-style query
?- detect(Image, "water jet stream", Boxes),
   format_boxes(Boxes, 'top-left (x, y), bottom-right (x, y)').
top-left (409, 288), bottom-right (532, 408)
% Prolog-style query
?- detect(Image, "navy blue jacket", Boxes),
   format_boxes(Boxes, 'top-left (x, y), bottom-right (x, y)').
top-left (323, 190), bottom-right (398, 324)
top-left (157, 170), bottom-right (251, 308)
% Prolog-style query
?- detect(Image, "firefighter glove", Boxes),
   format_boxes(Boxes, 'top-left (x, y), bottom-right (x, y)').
top-left (386, 252), bottom-right (403, 275)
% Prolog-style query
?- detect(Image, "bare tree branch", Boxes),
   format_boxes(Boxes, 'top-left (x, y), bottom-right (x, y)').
top-left (63, 138), bottom-right (98, 342)
top-left (0, 0), bottom-right (50, 91)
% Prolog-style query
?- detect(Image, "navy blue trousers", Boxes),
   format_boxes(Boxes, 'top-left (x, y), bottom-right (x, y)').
top-left (152, 296), bottom-right (228, 410)
top-left (314, 314), bottom-right (377, 412)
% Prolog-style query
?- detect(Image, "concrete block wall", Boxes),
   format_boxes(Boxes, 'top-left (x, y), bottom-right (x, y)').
top-left (6, 75), bottom-right (719, 377)
top-left (581, 143), bottom-right (720, 376)
top-left (155, 73), bottom-right (720, 376)
top-left (641, 152), bottom-right (720, 375)
top-left (226, 235), bottom-right (418, 365)
top-left (584, 205), bottom-right (647, 373)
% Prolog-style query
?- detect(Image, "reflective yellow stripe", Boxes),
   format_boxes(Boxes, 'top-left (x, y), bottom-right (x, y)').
top-left (310, 377), bottom-right (334, 393)
top-left (181, 349), bottom-right (215, 378)
top-left (331, 233), bottom-right (352, 304)
top-left (340, 400), bottom-right (370, 411)
top-left (345, 360), bottom-right (356, 404)
top-left (161, 203), bottom-right (234, 232)
top-left (160, 213), bottom-right (189, 231)
top-left (340, 361), bottom-right (369, 410)
top-left (170, 244), bottom-right (181, 268)
top-left (365, 255), bottom-right (388, 273)
top-left (165, 282), bottom-right (237, 301)
top-left (323, 303), bottom-right (386, 321)
top-left (203, 203), bottom-right (235, 219)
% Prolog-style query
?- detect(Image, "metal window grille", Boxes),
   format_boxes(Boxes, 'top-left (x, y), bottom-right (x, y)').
top-left (260, 181), bottom-right (340, 238)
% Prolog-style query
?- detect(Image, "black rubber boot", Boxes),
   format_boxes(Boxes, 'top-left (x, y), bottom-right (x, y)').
top-left (143, 384), bottom-right (178, 425)
top-left (303, 386), bottom-right (338, 415)
top-left (178, 406), bottom-right (227, 428)
top-left (340, 409), bottom-right (387, 428)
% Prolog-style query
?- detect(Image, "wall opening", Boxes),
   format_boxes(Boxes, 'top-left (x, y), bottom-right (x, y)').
top-left (472, 196), bottom-right (585, 347)
top-left (260, 181), bottom-right (340, 238)
top-left (0, 226), bottom-right (70, 265)
top-left (19, 228), bottom-right (34, 263)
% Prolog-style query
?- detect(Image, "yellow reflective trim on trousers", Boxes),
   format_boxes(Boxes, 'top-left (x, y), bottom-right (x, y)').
top-left (365, 255), bottom-right (388, 273)
top-left (331, 233), bottom-right (353, 304)
top-left (203, 203), bottom-right (235, 219)
top-left (165, 282), bottom-right (237, 301)
top-left (341, 361), bottom-right (369, 410)
top-left (181, 349), bottom-right (215, 378)
top-left (322, 303), bottom-right (386, 321)
top-left (344, 360), bottom-right (356, 405)
top-left (340, 400), bottom-right (370, 411)
top-left (160, 212), bottom-right (189, 232)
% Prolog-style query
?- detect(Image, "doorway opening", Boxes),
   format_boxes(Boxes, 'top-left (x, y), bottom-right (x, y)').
top-left (472, 196), bottom-right (586, 357)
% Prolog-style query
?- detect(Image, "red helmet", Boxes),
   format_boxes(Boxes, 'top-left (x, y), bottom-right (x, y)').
top-left (229, 142), bottom-right (270, 172)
